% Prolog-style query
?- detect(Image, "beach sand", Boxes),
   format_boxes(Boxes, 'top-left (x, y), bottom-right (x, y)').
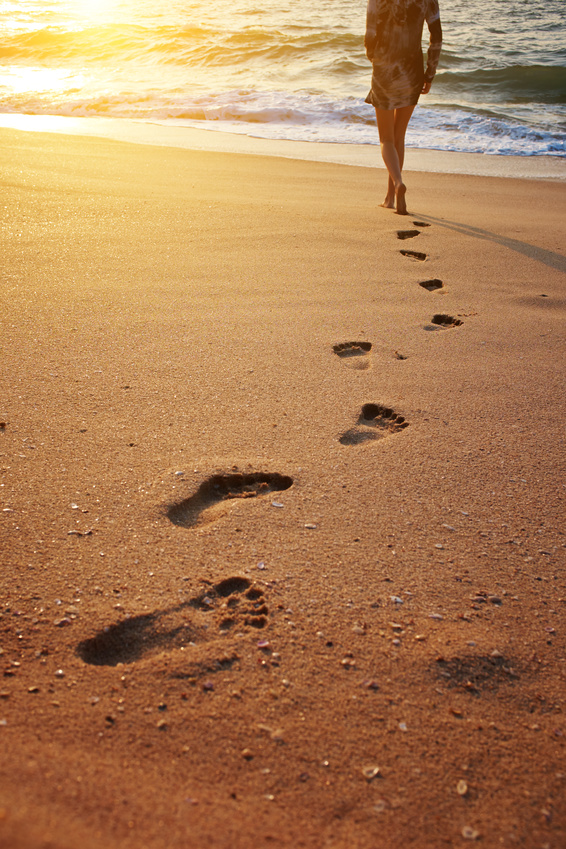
top-left (1, 127), bottom-right (565, 848)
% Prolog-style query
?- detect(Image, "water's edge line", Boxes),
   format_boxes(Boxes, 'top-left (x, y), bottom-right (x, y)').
top-left (1, 114), bottom-right (565, 181)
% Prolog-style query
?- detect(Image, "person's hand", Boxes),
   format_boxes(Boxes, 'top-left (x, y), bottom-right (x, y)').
top-left (421, 79), bottom-right (432, 94)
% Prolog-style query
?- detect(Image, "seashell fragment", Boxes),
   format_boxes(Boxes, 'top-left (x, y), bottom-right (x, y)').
top-left (362, 765), bottom-right (381, 781)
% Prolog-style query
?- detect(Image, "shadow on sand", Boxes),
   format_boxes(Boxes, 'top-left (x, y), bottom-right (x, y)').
top-left (414, 215), bottom-right (566, 274)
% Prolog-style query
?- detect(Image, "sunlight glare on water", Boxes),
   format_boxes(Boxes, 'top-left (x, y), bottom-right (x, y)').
top-left (7, 66), bottom-right (83, 94)
top-left (71, 0), bottom-right (119, 23)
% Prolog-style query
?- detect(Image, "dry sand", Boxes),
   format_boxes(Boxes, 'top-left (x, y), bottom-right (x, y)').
top-left (0, 127), bottom-right (565, 848)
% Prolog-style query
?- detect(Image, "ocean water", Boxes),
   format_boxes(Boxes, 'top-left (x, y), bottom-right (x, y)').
top-left (0, 0), bottom-right (564, 157)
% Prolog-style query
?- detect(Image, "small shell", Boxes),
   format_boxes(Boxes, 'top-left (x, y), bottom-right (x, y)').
top-left (461, 825), bottom-right (480, 840)
top-left (362, 765), bottom-right (381, 781)
top-left (457, 780), bottom-right (469, 796)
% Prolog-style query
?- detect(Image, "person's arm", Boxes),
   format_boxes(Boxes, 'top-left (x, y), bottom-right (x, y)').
top-left (365, 0), bottom-right (378, 61)
top-left (422, 1), bottom-right (442, 92)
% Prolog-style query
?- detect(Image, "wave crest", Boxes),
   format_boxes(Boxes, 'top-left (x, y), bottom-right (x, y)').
top-left (439, 64), bottom-right (566, 104)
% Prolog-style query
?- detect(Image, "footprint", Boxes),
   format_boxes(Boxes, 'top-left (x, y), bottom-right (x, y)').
top-left (419, 279), bottom-right (444, 292)
top-left (76, 577), bottom-right (269, 667)
top-left (333, 341), bottom-right (372, 370)
top-left (76, 613), bottom-right (165, 666)
top-left (426, 313), bottom-right (463, 330)
top-left (339, 403), bottom-right (409, 445)
top-left (400, 249), bottom-right (427, 261)
top-left (412, 221), bottom-right (430, 228)
top-left (396, 230), bottom-right (421, 240)
top-left (167, 471), bottom-right (293, 529)
top-left (435, 653), bottom-right (518, 695)
top-left (192, 577), bottom-right (269, 631)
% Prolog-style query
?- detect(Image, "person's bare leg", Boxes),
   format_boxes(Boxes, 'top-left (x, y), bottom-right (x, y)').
top-left (375, 109), bottom-right (400, 209)
top-left (392, 105), bottom-right (416, 215)
top-left (375, 105), bottom-right (415, 213)
top-left (383, 175), bottom-right (395, 209)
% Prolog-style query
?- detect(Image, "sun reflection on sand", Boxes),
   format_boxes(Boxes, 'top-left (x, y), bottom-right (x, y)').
top-left (0, 113), bottom-right (92, 134)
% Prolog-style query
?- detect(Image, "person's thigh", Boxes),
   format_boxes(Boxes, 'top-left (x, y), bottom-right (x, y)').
top-left (375, 108), bottom-right (396, 144)
top-left (393, 104), bottom-right (416, 139)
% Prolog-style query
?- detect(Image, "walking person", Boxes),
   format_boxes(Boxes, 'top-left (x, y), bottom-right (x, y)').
top-left (365, 0), bottom-right (442, 214)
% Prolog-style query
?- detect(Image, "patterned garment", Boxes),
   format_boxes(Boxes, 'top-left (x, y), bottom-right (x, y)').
top-left (365, 0), bottom-right (442, 111)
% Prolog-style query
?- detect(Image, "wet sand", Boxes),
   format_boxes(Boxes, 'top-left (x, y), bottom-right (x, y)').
top-left (2, 113), bottom-right (566, 180)
top-left (1, 127), bottom-right (565, 849)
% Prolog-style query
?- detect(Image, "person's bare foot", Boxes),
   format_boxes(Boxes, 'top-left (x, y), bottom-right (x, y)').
top-left (379, 195), bottom-right (395, 209)
top-left (395, 183), bottom-right (407, 215)
top-left (379, 176), bottom-right (395, 209)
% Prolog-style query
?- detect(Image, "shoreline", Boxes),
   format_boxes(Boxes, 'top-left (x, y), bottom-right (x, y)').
top-left (1, 112), bottom-right (565, 180)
